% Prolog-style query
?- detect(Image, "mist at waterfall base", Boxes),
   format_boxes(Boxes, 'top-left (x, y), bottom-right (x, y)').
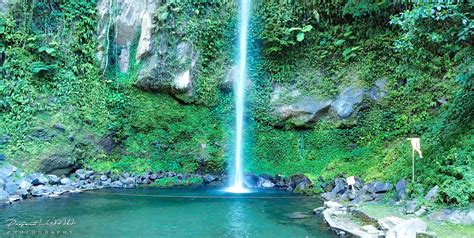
top-left (225, 0), bottom-right (250, 194)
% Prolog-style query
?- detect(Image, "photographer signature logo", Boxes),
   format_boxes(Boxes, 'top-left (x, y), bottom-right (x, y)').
top-left (5, 218), bottom-right (75, 227)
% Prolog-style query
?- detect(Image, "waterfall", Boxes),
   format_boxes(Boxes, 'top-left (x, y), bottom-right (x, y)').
top-left (226, 0), bottom-right (250, 193)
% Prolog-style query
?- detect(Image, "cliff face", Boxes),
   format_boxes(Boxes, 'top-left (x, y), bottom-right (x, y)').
top-left (96, 0), bottom-right (213, 103)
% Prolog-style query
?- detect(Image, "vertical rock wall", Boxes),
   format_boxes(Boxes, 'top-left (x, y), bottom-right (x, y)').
top-left (97, 0), bottom-right (158, 72)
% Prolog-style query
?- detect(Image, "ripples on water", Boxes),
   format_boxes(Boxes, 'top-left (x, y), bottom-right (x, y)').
top-left (0, 186), bottom-right (335, 237)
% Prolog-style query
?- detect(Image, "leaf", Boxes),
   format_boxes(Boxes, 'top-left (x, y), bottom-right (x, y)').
top-left (334, 39), bottom-right (345, 46)
top-left (342, 48), bottom-right (352, 56)
top-left (313, 10), bottom-right (320, 22)
top-left (297, 32), bottom-right (305, 42)
top-left (30, 62), bottom-right (50, 74)
top-left (301, 25), bottom-right (313, 32)
top-left (289, 27), bottom-right (301, 32)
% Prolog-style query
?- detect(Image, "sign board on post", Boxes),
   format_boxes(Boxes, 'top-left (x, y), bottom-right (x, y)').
top-left (407, 138), bottom-right (423, 182)
top-left (346, 176), bottom-right (356, 193)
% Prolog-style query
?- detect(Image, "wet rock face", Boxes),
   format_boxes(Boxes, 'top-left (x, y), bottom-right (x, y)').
top-left (0, 0), bottom-right (10, 16)
top-left (287, 174), bottom-right (312, 192)
top-left (38, 154), bottom-right (77, 176)
top-left (96, 0), bottom-right (157, 72)
top-left (277, 98), bottom-right (332, 127)
top-left (331, 87), bottom-right (365, 119)
top-left (136, 42), bottom-right (198, 103)
top-left (270, 80), bottom-right (388, 127)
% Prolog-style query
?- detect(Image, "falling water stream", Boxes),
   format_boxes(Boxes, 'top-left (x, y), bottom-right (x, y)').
top-left (226, 0), bottom-right (250, 193)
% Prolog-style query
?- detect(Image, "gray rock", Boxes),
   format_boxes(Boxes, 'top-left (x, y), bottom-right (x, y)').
top-left (332, 178), bottom-right (347, 194)
top-left (405, 201), bottom-right (418, 214)
top-left (100, 175), bottom-right (108, 181)
top-left (119, 44), bottom-right (131, 72)
top-left (277, 98), bottom-right (332, 127)
top-left (30, 174), bottom-right (48, 186)
top-left (60, 178), bottom-right (72, 185)
top-left (31, 185), bottom-right (54, 196)
top-left (166, 172), bottom-right (176, 178)
top-left (0, 167), bottom-right (14, 178)
top-left (149, 173), bottom-right (158, 180)
top-left (386, 218), bottom-right (427, 238)
top-left (415, 206), bottom-right (427, 217)
top-left (321, 182), bottom-right (334, 192)
top-left (8, 195), bottom-right (21, 202)
top-left (257, 177), bottom-right (275, 188)
top-left (321, 191), bottom-right (336, 201)
top-left (363, 182), bottom-right (376, 193)
top-left (331, 87), bottom-right (365, 119)
top-left (367, 79), bottom-right (388, 101)
top-left (424, 186), bottom-right (438, 202)
top-left (19, 189), bottom-right (29, 199)
top-left (101, 181), bottom-right (111, 188)
top-left (75, 169), bottom-right (88, 180)
top-left (38, 154), bottom-right (76, 176)
top-left (288, 174), bottom-right (312, 190)
top-left (313, 207), bottom-right (325, 214)
top-left (47, 175), bottom-right (60, 185)
top-left (0, 189), bottom-right (9, 201)
top-left (4, 181), bottom-right (18, 195)
top-left (273, 175), bottom-right (287, 187)
top-left (120, 177), bottom-right (135, 185)
top-left (85, 170), bottom-right (94, 177)
top-left (373, 181), bottom-right (392, 193)
top-left (19, 180), bottom-right (32, 190)
top-left (428, 208), bottom-right (474, 225)
top-left (203, 174), bottom-right (217, 184)
top-left (396, 179), bottom-right (407, 200)
top-left (378, 216), bottom-right (405, 231)
top-left (293, 182), bottom-right (311, 193)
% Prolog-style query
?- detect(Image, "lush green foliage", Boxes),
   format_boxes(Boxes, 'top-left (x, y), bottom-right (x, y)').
top-left (1, 1), bottom-right (472, 205)
top-left (247, 2), bottom-right (473, 206)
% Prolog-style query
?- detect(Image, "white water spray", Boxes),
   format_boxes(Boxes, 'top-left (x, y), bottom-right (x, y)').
top-left (226, 0), bottom-right (250, 193)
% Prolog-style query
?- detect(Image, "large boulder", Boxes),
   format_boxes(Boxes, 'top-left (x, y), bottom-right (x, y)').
top-left (257, 177), bottom-right (275, 188)
top-left (367, 79), bottom-right (388, 101)
top-left (287, 174), bottom-right (312, 192)
top-left (385, 218), bottom-right (427, 238)
top-left (373, 181), bottom-right (392, 193)
top-left (277, 98), bottom-right (332, 127)
top-left (0, 167), bottom-right (14, 179)
top-left (424, 186), bottom-right (439, 202)
top-left (331, 86), bottom-right (365, 119)
top-left (396, 179), bottom-right (407, 200)
top-left (37, 154), bottom-right (77, 176)
top-left (4, 181), bottom-right (18, 195)
top-left (136, 42), bottom-right (198, 103)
